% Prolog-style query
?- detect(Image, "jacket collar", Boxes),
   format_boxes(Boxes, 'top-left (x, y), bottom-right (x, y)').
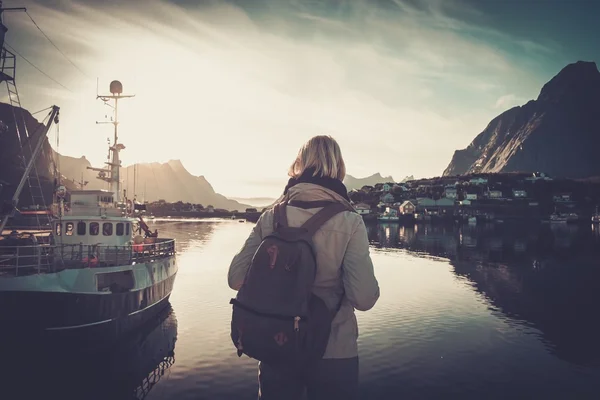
top-left (283, 168), bottom-right (350, 201)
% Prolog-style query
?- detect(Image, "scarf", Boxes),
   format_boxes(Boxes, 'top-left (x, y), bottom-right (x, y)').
top-left (283, 167), bottom-right (350, 201)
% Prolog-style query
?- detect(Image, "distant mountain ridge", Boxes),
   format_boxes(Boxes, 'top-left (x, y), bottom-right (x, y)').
top-left (57, 154), bottom-right (251, 210)
top-left (443, 61), bottom-right (600, 178)
top-left (344, 173), bottom-right (395, 191)
top-left (0, 99), bottom-right (251, 211)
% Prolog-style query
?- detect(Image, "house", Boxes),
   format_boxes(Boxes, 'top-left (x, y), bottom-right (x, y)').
top-left (444, 187), bottom-right (457, 199)
top-left (417, 198), bottom-right (436, 207)
top-left (525, 172), bottom-right (553, 182)
top-left (487, 190), bottom-right (503, 199)
top-left (399, 200), bottom-right (416, 215)
top-left (206, 205), bottom-right (215, 213)
top-left (460, 199), bottom-right (472, 206)
top-left (354, 203), bottom-right (371, 215)
top-left (553, 193), bottom-right (571, 203)
top-left (382, 183), bottom-right (391, 192)
top-left (469, 177), bottom-right (488, 185)
top-left (513, 189), bottom-right (527, 198)
top-left (436, 198), bottom-right (455, 208)
top-left (385, 207), bottom-right (399, 216)
top-left (466, 193), bottom-right (478, 201)
top-left (380, 193), bottom-right (395, 204)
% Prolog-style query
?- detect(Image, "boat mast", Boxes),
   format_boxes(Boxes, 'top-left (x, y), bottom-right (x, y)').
top-left (87, 81), bottom-right (134, 204)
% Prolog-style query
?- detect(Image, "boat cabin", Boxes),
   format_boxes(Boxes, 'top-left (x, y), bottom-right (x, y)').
top-left (52, 190), bottom-right (137, 248)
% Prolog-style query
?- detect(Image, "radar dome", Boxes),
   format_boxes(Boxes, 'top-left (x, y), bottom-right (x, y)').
top-left (55, 185), bottom-right (67, 198)
top-left (110, 80), bottom-right (123, 95)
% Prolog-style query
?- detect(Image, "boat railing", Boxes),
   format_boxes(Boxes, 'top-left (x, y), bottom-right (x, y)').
top-left (0, 238), bottom-right (176, 277)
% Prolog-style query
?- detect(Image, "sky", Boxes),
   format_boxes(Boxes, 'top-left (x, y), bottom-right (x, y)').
top-left (2, 0), bottom-right (599, 198)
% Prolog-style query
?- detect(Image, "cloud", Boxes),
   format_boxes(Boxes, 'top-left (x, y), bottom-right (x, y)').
top-left (8, 0), bottom-right (547, 197)
top-left (494, 94), bottom-right (525, 109)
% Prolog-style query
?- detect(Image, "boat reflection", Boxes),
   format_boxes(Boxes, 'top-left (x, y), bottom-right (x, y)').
top-left (367, 222), bottom-right (600, 367)
top-left (1, 305), bottom-right (178, 400)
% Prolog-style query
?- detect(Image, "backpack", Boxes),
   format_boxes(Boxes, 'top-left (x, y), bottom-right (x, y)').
top-left (229, 199), bottom-right (353, 369)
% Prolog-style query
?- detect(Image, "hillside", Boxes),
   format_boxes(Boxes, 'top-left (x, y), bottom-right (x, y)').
top-left (443, 61), bottom-right (600, 178)
top-left (57, 154), bottom-right (251, 210)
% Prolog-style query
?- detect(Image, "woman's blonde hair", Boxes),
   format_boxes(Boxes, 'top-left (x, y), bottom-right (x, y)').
top-left (288, 135), bottom-right (346, 181)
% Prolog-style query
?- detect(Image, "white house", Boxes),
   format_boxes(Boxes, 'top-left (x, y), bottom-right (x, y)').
top-left (553, 193), bottom-right (572, 202)
top-left (354, 203), bottom-right (371, 215)
top-left (513, 189), bottom-right (527, 198)
top-left (399, 201), bottom-right (416, 215)
top-left (487, 190), bottom-right (503, 199)
top-left (466, 193), bottom-right (478, 201)
top-left (469, 178), bottom-right (488, 185)
top-left (206, 205), bottom-right (215, 213)
top-left (460, 199), bottom-right (472, 206)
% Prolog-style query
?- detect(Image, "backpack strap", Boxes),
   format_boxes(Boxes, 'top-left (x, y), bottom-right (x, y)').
top-left (300, 203), bottom-right (353, 236)
top-left (273, 200), bottom-right (289, 230)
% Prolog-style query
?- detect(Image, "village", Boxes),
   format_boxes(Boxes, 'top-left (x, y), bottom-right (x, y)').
top-left (347, 172), bottom-right (600, 225)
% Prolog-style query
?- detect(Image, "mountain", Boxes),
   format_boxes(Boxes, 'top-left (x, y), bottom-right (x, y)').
top-left (344, 173), bottom-right (395, 190)
top-left (57, 155), bottom-right (251, 210)
top-left (443, 61), bottom-right (600, 178)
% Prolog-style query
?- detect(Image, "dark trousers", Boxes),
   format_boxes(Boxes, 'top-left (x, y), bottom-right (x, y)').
top-left (258, 357), bottom-right (359, 400)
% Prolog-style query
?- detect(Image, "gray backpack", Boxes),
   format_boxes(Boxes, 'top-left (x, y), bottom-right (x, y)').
top-left (230, 199), bottom-right (353, 368)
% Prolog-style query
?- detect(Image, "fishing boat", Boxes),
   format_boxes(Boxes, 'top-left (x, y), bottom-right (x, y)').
top-left (0, 9), bottom-right (177, 339)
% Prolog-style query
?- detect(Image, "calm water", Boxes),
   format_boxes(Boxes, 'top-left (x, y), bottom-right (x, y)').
top-left (3, 219), bottom-right (600, 399)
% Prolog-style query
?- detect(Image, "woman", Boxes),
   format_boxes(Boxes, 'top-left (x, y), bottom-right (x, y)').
top-left (228, 135), bottom-right (380, 400)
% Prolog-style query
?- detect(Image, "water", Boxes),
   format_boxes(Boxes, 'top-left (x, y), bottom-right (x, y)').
top-left (3, 219), bottom-right (600, 399)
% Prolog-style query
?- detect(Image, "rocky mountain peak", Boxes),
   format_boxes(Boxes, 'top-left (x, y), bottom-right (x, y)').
top-left (443, 61), bottom-right (600, 179)
top-left (537, 61), bottom-right (600, 104)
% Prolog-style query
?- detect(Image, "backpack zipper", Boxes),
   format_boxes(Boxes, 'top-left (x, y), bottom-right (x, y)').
top-left (230, 299), bottom-right (307, 323)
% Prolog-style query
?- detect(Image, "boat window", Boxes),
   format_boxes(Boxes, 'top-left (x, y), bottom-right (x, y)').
top-left (55, 223), bottom-right (62, 236)
top-left (77, 222), bottom-right (86, 235)
top-left (116, 222), bottom-right (124, 236)
top-left (65, 222), bottom-right (74, 236)
top-left (103, 222), bottom-right (113, 236)
top-left (125, 223), bottom-right (130, 236)
top-left (90, 222), bottom-right (99, 236)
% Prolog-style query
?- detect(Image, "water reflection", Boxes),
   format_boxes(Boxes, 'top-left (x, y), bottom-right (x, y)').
top-left (367, 222), bottom-right (600, 367)
top-left (151, 219), bottom-right (217, 253)
top-left (1, 306), bottom-right (178, 400)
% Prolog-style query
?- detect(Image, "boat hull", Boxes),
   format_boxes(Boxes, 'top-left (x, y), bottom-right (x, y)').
top-left (0, 256), bottom-right (177, 346)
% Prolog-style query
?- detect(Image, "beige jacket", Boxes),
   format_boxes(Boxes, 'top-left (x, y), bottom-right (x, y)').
top-left (228, 183), bottom-right (380, 359)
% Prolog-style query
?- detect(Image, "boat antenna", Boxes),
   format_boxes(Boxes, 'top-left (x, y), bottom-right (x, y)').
top-left (87, 80), bottom-right (135, 204)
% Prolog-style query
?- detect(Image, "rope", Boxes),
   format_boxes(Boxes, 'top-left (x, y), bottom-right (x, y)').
top-left (31, 106), bottom-right (53, 116)
top-left (4, 42), bottom-right (72, 92)
top-left (25, 11), bottom-right (90, 80)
